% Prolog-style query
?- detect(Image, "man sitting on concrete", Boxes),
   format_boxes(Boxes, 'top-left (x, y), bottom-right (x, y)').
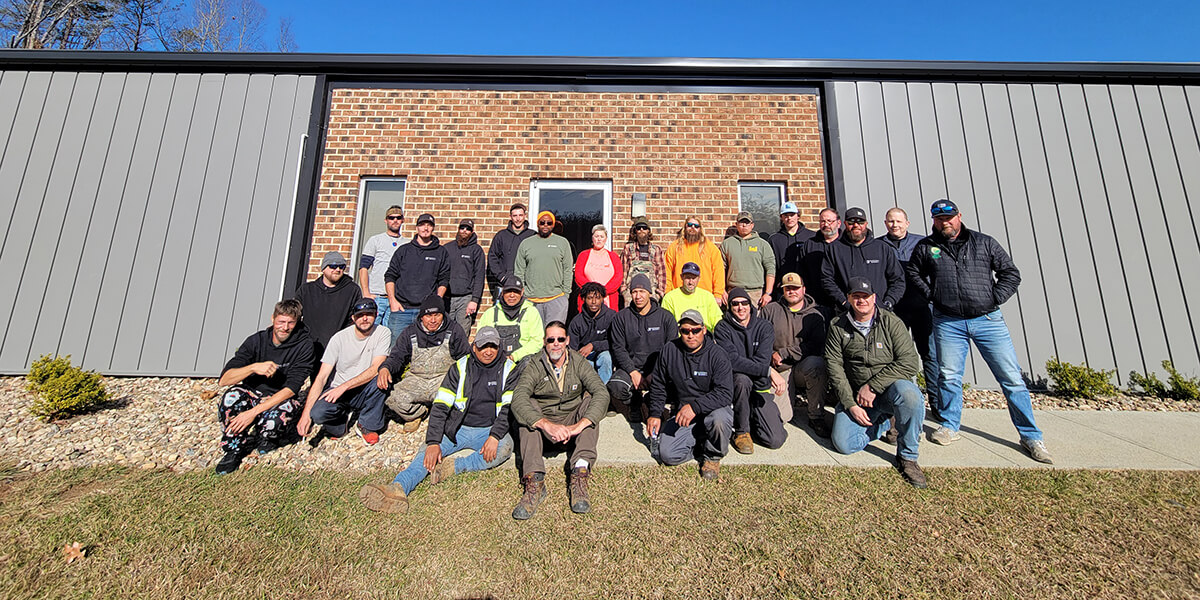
top-left (510, 322), bottom-right (609, 520)
top-left (760, 272), bottom-right (831, 437)
top-left (608, 273), bottom-right (678, 420)
top-left (568, 282), bottom-right (616, 384)
top-left (378, 295), bottom-right (470, 433)
top-left (215, 299), bottom-right (314, 475)
top-left (646, 309), bottom-right (734, 480)
top-left (298, 298), bottom-right (391, 445)
top-left (714, 287), bottom-right (788, 454)
top-left (359, 326), bottom-right (518, 513)
top-left (825, 277), bottom-right (928, 488)
top-left (477, 275), bottom-right (544, 364)
top-left (661, 262), bottom-right (722, 333)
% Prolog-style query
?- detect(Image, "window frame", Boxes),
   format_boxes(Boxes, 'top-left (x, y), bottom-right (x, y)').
top-left (350, 176), bottom-right (408, 275)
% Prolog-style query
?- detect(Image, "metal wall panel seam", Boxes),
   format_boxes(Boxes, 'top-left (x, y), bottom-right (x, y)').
top-left (0, 72), bottom-right (50, 276)
top-left (904, 83), bottom-right (926, 224)
top-left (54, 73), bottom-right (129, 354)
top-left (22, 73), bottom-right (104, 366)
top-left (879, 83), bottom-right (900, 218)
top-left (1181, 90), bottom-right (1200, 237)
top-left (0, 71), bottom-right (30, 190)
top-left (855, 83), bottom-right (871, 210)
top-left (281, 75), bottom-right (328, 298)
top-left (266, 78), bottom-right (307, 324)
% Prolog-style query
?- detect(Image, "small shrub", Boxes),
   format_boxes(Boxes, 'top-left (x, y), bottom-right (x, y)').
top-left (1128, 369), bottom-right (1169, 397)
top-left (1045, 357), bottom-right (1118, 399)
top-left (27, 354), bottom-right (108, 421)
top-left (1163, 361), bottom-right (1200, 401)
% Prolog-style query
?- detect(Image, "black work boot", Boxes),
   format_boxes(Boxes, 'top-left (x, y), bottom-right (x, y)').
top-left (214, 450), bottom-right (244, 475)
top-left (569, 467), bottom-right (592, 514)
top-left (512, 472), bottom-right (548, 520)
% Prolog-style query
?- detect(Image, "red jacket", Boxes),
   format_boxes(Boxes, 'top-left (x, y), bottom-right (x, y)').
top-left (574, 248), bottom-right (623, 311)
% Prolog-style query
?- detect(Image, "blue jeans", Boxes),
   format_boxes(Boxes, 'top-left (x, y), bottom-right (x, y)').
top-left (387, 307), bottom-right (419, 347)
top-left (391, 426), bottom-right (513, 494)
top-left (831, 379), bottom-right (925, 461)
top-left (373, 296), bottom-right (391, 328)
top-left (587, 350), bottom-right (613, 384)
top-left (309, 382), bottom-right (387, 435)
top-left (933, 309), bottom-right (1042, 441)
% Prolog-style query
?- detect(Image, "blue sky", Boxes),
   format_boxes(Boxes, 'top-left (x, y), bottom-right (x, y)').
top-left (258, 0), bottom-right (1197, 61)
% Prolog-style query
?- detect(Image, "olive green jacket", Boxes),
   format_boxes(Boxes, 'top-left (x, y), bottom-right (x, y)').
top-left (824, 309), bottom-right (920, 410)
top-left (511, 348), bottom-right (609, 428)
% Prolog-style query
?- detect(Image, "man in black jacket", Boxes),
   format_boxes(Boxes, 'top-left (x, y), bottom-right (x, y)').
top-left (906, 199), bottom-right (1052, 464)
top-left (293, 251), bottom-right (362, 372)
top-left (800, 208), bottom-right (841, 309)
top-left (768, 201), bottom-right (816, 280)
top-left (215, 299), bottom-right (314, 474)
top-left (487, 203), bottom-right (536, 301)
top-left (607, 274), bottom-right (679, 420)
top-left (359, 326), bottom-right (517, 514)
top-left (384, 213), bottom-right (451, 346)
top-left (820, 207), bottom-right (905, 313)
top-left (568, 282), bottom-right (616, 383)
top-left (714, 288), bottom-right (788, 454)
top-left (647, 309), bottom-right (734, 480)
top-left (447, 218), bottom-right (486, 333)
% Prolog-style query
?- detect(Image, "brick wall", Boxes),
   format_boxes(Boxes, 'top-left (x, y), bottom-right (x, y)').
top-left (310, 89), bottom-right (827, 280)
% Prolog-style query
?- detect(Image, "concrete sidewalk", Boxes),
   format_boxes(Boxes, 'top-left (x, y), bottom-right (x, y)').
top-left (583, 409), bottom-right (1200, 470)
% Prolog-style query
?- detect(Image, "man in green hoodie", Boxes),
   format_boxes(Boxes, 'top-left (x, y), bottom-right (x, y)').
top-left (514, 211), bottom-right (574, 325)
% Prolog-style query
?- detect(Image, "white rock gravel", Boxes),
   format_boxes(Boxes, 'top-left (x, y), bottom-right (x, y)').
top-left (1, 376), bottom-right (1196, 474)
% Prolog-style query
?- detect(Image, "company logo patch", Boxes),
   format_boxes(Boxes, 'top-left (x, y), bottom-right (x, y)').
top-left (865, 259), bottom-right (879, 264)
top-left (425, 256), bottom-right (437, 261)
top-left (876, 342), bottom-right (883, 349)
top-left (930, 247), bottom-right (942, 259)
top-left (749, 246), bottom-right (759, 252)
top-left (693, 371), bottom-right (708, 377)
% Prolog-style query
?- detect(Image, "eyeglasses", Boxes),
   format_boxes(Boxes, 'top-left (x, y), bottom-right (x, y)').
top-left (386, 215), bottom-right (404, 221)
top-left (545, 336), bottom-right (567, 343)
top-left (931, 205), bottom-right (957, 217)
top-left (680, 326), bottom-right (704, 335)
top-left (729, 300), bottom-right (751, 307)
top-left (325, 264), bottom-right (347, 270)
top-left (685, 223), bottom-right (701, 229)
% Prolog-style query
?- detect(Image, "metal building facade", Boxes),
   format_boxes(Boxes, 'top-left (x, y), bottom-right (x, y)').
top-left (0, 69), bottom-right (318, 376)
top-left (825, 80), bottom-right (1200, 387)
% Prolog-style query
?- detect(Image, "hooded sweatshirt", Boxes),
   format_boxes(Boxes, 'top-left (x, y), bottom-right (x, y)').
top-left (759, 294), bottom-right (829, 367)
top-left (487, 221), bottom-right (536, 286)
top-left (222, 322), bottom-right (315, 397)
top-left (878, 231), bottom-right (929, 318)
top-left (609, 300), bottom-right (678, 374)
top-left (381, 317), bottom-right (470, 374)
top-left (647, 335), bottom-right (733, 416)
top-left (384, 235), bottom-right (451, 307)
top-left (293, 275), bottom-right (362, 348)
top-left (713, 308), bottom-right (776, 391)
top-left (568, 303), bottom-right (616, 355)
top-left (448, 232), bottom-right (485, 302)
top-left (769, 226), bottom-right (816, 278)
top-left (819, 229), bottom-right (906, 311)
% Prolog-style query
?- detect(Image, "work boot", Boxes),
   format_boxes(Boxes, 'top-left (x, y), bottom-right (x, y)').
top-left (809, 416), bottom-right (830, 439)
top-left (568, 467), bottom-right (592, 514)
top-left (358, 483), bottom-right (409, 513)
top-left (511, 472), bottom-right (548, 520)
top-left (895, 456), bottom-right (928, 489)
top-left (403, 419), bottom-right (422, 434)
top-left (430, 456), bottom-right (456, 485)
top-left (881, 422), bottom-right (899, 445)
top-left (214, 450), bottom-right (244, 475)
top-left (732, 432), bottom-right (754, 455)
top-left (700, 460), bottom-right (720, 481)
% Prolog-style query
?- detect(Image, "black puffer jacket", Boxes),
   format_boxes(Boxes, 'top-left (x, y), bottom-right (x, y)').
top-left (819, 229), bottom-right (905, 311)
top-left (905, 226), bottom-right (1021, 319)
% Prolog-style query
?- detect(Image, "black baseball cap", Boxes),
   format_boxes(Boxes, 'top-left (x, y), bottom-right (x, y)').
top-left (844, 207), bottom-right (867, 223)
top-left (847, 276), bottom-right (874, 296)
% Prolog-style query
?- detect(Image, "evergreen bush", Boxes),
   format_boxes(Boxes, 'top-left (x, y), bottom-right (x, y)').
top-left (1044, 357), bottom-right (1118, 399)
top-left (27, 355), bottom-right (108, 421)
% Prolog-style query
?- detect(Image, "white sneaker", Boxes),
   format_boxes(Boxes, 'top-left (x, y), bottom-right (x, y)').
top-left (928, 426), bottom-right (961, 446)
top-left (1020, 438), bottom-right (1054, 464)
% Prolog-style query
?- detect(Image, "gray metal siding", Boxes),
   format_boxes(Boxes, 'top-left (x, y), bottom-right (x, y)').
top-left (0, 70), bottom-right (317, 376)
top-left (829, 80), bottom-right (1200, 387)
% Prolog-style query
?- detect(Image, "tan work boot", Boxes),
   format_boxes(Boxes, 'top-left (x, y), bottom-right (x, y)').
top-left (403, 419), bottom-right (422, 433)
top-left (430, 456), bottom-right (456, 485)
top-left (732, 432), bottom-right (754, 455)
top-left (358, 483), bottom-right (409, 513)
top-left (568, 466), bottom-right (592, 514)
top-left (700, 460), bottom-right (720, 481)
top-left (511, 472), bottom-right (548, 520)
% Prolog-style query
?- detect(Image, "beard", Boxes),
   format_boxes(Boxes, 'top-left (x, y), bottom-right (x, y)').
top-left (821, 228), bottom-right (838, 240)
top-left (939, 222), bottom-right (959, 237)
top-left (457, 231), bottom-right (472, 245)
top-left (636, 231), bottom-right (650, 244)
top-left (548, 349), bottom-right (565, 361)
top-left (846, 229), bottom-right (866, 243)
top-left (684, 229), bottom-right (702, 243)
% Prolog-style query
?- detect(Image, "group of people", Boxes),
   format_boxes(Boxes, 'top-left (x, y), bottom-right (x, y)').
top-left (215, 197), bottom-right (1053, 519)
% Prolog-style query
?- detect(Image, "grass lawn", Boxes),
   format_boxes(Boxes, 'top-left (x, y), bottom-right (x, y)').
top-left (1, 464), bottom-right (1197, 599)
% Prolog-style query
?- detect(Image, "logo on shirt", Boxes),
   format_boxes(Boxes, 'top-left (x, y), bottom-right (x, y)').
top-left (876, 342), bottom-right (883, 349)
top-left (931, 247), bottom-right (942, 259)
top-left (693, 371), bottom-right (708, 377)
top-left (461, 254), bottom-right (471, 259)
top-left (425, 256), bottom-right (438, 261)
top-left (749, 246), bottom-right (759, 252)
top-left (596, 328), bottom-right (607, 335)
top-left (487, 381), bottom-right (498, 387)
top-left (647, 326), bottom-right (660, 332)
top-left (865, 259), bottom-right (879, 264)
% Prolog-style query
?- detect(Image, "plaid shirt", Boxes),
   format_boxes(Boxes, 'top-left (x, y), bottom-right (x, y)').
top-left (619, 241), bottom-right (668, 302)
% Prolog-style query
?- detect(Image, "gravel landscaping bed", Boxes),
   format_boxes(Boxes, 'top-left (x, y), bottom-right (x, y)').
top-left (1, 376), bottom-right (1196, 474)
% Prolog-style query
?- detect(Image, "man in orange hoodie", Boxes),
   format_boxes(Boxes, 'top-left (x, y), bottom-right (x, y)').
top-left (664, 216), bottom-right (726, 305)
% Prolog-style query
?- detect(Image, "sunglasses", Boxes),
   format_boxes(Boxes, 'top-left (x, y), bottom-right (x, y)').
top-left (545, 336), bottom-right (567, 343)
top-left (680, 326), bottom-right (704, 335)
top-left (931, 205), bottom-right (957, 217)
top-left (685, 223), bottom-right (701, 229)
top-left (325, 264), bottom-right (347, 270)
top-left (846, 219), bottom-right (867, 225)
top-left (634, 225), bottom-right (649, 231)
top-left (538, 220), bottom-right (554, 226)
top-left (459, 225), bottom-right (473, 231)
top-left (730, 300), bottom-right (751, 307)
top-left (386, 215), bottom-right (404, 220)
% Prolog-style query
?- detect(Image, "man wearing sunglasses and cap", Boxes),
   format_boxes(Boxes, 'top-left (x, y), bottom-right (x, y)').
top-left (510, 321), bottom-right (609, 519)
top-left (620, 216), bottom-right (668, 303)
top-left (384, 213), bottom-right (451, 347)
top-left (293, 251), bottom-right (363, 375)
top-left (768, 201), bottom-right (816, 283)
top-left (358, 206), bottom-right (408, 326)
top-left (514, 210), bottom-right (574, 326)
top-left (359, 326), bottom-right (518, 514)
top-left (906, 199), bottom-right (1052, 464)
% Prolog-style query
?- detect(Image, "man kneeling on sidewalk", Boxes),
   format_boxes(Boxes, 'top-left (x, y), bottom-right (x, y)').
top-left (359, 327), bottom-right (518, 513)
top-left (510, 322), bottom-right (609, 519)
top-left (298, 299), bottom-right (390, 444)
top-left (825, 277), bottom-right (929, 488)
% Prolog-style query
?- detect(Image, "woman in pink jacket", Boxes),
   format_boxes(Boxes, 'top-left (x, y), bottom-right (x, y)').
top-left (574, 224), bottom-right (623, 311)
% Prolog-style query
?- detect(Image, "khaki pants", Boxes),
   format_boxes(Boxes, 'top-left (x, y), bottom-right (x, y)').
top-left (517, 396), bottom-right (600, 476)
top-left (772, 355), bottom-right (828, 423)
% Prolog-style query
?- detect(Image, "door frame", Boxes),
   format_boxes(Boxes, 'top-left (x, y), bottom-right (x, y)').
top-left (528, 179), bottom-right (614, 250)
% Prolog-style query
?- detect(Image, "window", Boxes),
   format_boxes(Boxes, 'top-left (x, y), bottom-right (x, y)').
top-left (352, 177), bottom-right (407, 269)
top-left (739, 181), bottom-right (786, 240)
top-left (529, 180), bottom-right (613, 256)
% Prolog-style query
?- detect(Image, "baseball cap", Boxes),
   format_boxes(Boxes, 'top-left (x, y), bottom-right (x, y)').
top-left (847, 276), bottom-right (874, 296)
top-left (416, 213), bottom-right (435, 226)
top-left (459, 218), bottom-right (475, 230)
top-left (679, 309), bottom-right (705, 327)
top-left (681, 262), bottom-right (701, 277)
top-left (474, 326), bottom-right (501, 348)
top-left (780, 201), bottom-right (798, 215)
top-left (780, 272), bottom-right (804, 288)
top-left (632, 216), bottom-right (650, 228)
top-left (844, 207), bottom-right (867, 223)
top-left (736, 211), bottom-right (753, 223)
top-left (385, 206), bottom-right (404, 217)
top-left (351, 298), bottom-right (377, 316)
top-left (502, 275), bottom-right (524, 292)
top-left (931, 199), bottom-right (959, 218)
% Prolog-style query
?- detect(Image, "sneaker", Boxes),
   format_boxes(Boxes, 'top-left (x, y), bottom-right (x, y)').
top-left (512, 472), bottom-right (548, 520)
top-left (700, 460), bottom-right (720, 481)
top-left (430, 456), bottom-right (456, 485)
top-left (928, 426), bottom-right (961, 446)
top-left (732, 432), bottom-right (754, 455)
top-left (568, 467), bottom-right (592, 514)
top-left (214, 450), bottom-right (244, 475)
top-left (358, 483), bottom-right (409, 514)
top-left (1020, 438), bottom-right (1054, 464)
top-left (355, 422), bottom-right (380, 446)
top-left (896, 456), bottom-right (928, 489)
top-left (402, 419), bottom-right (422, 434)
top-left (255, 437), bottom-right (279, 456)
